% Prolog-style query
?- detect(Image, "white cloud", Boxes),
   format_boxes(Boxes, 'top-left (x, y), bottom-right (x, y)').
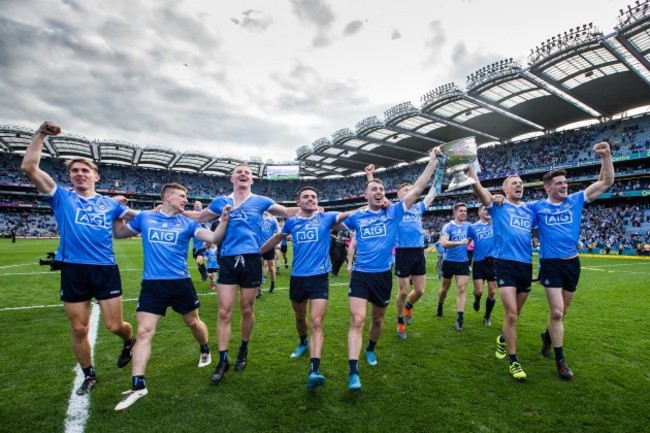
top-left (1, 0), bottom-right (624, 162)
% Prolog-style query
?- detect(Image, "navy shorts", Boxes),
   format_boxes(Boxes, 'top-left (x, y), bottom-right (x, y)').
top-left (137, 278), bottom-right (200, 316)
top-left (261, 249), bottom-right (276, 261)
top-left (348, 270), bottom-right (392, 308)
top-left (60, 263), bottom-right (123, 303)
top-left (539, 257), bottom-right (581, 292)
top-left (280, 244), bottom-right (288, 253)
top-left (218, 254), bottom-right (262, 288)
top-left (441, 260), bottom-right (470, 279)
top-left (207, 267), bottom-right (219, 273)
top-left (290, 273), bottom-right (329, 303)
top-left (193, 248), bottom-right (206, 259)
top-left (395, 248), bottom-right (426, 277)
top-left (473, 257), bottom-right (496, 281)
top-left (494, 259), bottom-right (532, 293)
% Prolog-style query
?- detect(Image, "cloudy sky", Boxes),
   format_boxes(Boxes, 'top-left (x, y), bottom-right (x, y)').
top-left (1, 0), bottom-right (623, 162)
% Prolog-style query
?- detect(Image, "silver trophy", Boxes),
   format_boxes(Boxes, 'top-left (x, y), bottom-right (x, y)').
top-left (442, 136), bottom-right (478, 191)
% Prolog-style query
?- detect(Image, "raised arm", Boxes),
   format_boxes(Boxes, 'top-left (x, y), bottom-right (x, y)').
top-left (467, 165), bottom-right (493, 207)
top-left (402, 146), bottom-right (443, 209)
top-left (20, 122), bottom-right (61, 194)
top-left (422, 183), bottom-right (438, 207)
top-left (584, 142), bottom-right (615, 202)
top-left (364, 164), bottom-right (376, 182)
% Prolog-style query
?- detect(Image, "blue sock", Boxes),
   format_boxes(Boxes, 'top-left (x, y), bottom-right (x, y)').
top-left (457, 311), bottom-right (464, 322)
top-left (508, 354), bottom-right (519, 364)
top-left (219, 350), bottom-right (228, 363)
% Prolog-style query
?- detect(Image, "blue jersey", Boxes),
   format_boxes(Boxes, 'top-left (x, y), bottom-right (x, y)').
top-left (128, 211), bottom-right (201, 280)
top-left (283, 212), bottom-right (339, 277)
top-left (259, 216), bottom-right (279, 244)
top-left (44, 184), bottom-right (128, 265)
top-left (488, 200), bottom-right (535, 264)
top-left (343, 202), bottom-right (406, 273)
top-left (205, 247), bottom-right (219, 269)
top-left (441, 221), bottom-right (470, 262)
top-left (530, 191), bottom-right (587, 259)
top-left (207, 193), bottom-right (275, 257)
top-left (467, 221), bottom-right (495, 262)
top-left (395, 201), bottom-right (426, 248)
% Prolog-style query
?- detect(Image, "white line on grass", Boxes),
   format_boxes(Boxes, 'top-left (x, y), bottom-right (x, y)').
top-left (63, 302), bottom-right (99, 433)
top-left (0, 263), bottom-right (39, 269)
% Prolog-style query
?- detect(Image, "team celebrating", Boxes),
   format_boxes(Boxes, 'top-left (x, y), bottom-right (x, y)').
top-left (21, 121), bottom-right (614, 411)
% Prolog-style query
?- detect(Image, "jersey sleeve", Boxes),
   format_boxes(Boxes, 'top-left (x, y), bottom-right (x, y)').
top-left (127, 212), bottom-right (143, 234)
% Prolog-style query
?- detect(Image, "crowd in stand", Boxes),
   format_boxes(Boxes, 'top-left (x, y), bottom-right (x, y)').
top-left (2, 117), bottom-right (650, 251)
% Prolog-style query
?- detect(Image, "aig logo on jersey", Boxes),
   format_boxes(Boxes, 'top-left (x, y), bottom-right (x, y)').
top-left (228, 208), bottom-right (247, 221)
top-left (359, 223), bottom-right (386, 239)
top-left (75, 209), bottom-right (107, 228)
top-left (403, 213), bottom-right (421, 223)
top-left (509, 215), bottom-right (531, 231)
top-left (544, 212), bottom-right (573, 225)
top-left (148, 228), bottom-right (179, 244)
top-left (295, 228), bottom-right (318, 243)
top-left (476, 229), bottom-right (492, 240)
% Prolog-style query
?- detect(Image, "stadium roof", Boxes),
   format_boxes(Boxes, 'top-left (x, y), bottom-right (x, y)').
top-left (2, 2), bottom-right (650, 179)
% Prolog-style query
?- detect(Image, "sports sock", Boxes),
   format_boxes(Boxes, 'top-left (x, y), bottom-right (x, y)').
top-left (299, 335), bottom-right (308, 346)
top-left (366, 340), bottom-right (377, 352)
top-left (456, 311), bottom-right (464, 322)
top-left (200, 343), bottom-right (210, 354)
top-left (499, 334), bottom-right (506, 343)
top-left (198, 263), bottom-right (207, 278)
top-left (397, 316), bottom-right (405, 325)
top-left (270, 281), bottom-right (275, 290)
top-left (82, 365), bottom-right (96, 378)
top-left (348, 360), bottom-right (359, 376)
top-left (239, 341), bottom-right (248, 352)
top-left (132, 375), bottom-right (146, 390)
top-left (405, 302), bottom-right (413, 310)
top-left (508, 354), bottom-right (519, 364)
top-left (485, 297), bottom-right (496, 318)
top-left (310, 358), bottom-right (321, 373)
top-left (219, 350), bottom-right (228, 363)
top-left (554, 346), bottom-right (565, 363)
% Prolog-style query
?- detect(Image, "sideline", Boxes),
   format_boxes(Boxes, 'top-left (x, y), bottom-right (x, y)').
top-left (63, 302), bottom-right (100, 433)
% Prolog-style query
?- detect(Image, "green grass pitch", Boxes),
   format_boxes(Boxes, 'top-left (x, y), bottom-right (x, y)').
top-left (0, 238), bottom-right (648, 433)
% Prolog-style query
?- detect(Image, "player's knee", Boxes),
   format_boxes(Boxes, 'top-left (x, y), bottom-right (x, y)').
top-left (350, 313), bottom-right (366, 330)
top-left (311, 316), bottom-right (324, 331)
top-left (70, 324), bottom-right (89, 339)
top-left (549, 308), bottom-right (564, 322)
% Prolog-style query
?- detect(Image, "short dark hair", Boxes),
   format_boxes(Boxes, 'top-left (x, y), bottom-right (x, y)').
top-left (160, 183), bottom-right (187, 200)
top-left (365, 178), bottom-right (384, 190)
top-left (453, 202), bottom-right (467, 211)
top-left (296, 186), bottom-right (317, 198)
top-left (542, 169), bottom-right (567, 185)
